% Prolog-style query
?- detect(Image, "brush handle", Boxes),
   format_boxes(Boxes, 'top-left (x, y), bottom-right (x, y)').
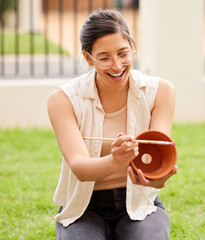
top-left (83, 137), bottom-right (175, 146)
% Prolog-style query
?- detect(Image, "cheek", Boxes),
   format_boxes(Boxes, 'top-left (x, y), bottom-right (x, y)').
top-left (95, 68), bottom-right (107, 77)
top-left (95, 69), bottom-right (107, 82)
top-left (124, 65), bottom-right (131, 75)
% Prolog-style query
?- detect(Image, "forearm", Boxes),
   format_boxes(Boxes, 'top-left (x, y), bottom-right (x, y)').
top-left (68, 154), bottom-right (118, 182)
top-left (67, 136), bottom-right (139, 182)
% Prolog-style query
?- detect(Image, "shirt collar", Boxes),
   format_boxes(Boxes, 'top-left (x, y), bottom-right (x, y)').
top-left (80, 70), bottom-right (103, 110)
top-left (129, 69), bottom-right (147, 99)
top-left (80, 69), bottom-right (96, 99)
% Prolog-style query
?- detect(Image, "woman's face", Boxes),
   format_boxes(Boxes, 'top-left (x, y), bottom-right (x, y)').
top-left (85, 33), bottom-right (133, 91)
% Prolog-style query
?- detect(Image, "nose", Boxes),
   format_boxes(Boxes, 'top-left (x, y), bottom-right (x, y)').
top-left (111, 56), bottom-right (122, 71)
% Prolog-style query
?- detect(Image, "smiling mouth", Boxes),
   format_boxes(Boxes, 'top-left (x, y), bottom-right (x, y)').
top-left (107, 69), bottom-right (126, 78)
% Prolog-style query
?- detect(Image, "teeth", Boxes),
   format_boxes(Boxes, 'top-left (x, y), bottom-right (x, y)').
top-left (109, 71), bottom-right (124, 77)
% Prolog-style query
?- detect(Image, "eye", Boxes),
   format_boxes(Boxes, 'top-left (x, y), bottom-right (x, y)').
top-left (119, 52), bottom-right (129, 58)
top-left (98, 56), bottom-right (111, 62)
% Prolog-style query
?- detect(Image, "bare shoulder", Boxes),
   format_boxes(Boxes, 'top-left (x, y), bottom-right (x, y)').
top-left (158, 78), bottom-right (175, 96)
top-left (48, 88), bottom-right (69, 105)
top-left (47, 88), bottom-right (75, 128)
top-left (47, 88), bottom-right (73, 112)
top-left (155, 78), bottom-right (176, 105)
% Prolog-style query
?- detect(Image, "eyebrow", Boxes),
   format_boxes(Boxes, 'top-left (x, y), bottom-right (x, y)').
top-left (96, 47), bottom-right (130, 56)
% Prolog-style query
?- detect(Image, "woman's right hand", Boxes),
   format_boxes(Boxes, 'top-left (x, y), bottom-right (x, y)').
top-left (111, 134), bottom-right (139, 172)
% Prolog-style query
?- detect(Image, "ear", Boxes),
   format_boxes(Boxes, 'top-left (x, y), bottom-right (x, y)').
top-left (83, 50), bottom-right (94, 67)
top-left (131, 44), bottom-right (137, 54)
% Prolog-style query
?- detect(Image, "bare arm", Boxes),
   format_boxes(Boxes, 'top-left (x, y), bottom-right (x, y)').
top-left (128, 79), bottom-right (178, 188)
top-left (47, 89), bottom-right (138, 182)
top-left (149, 79), bottom-right (176, 136)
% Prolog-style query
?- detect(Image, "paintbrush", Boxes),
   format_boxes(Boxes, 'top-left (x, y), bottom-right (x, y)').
top-left (83, 137), bottom-right (176, 146)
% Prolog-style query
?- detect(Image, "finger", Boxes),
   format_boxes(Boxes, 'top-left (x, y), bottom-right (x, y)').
top-left (168, 165), bottom-right (178, 176)
top-left (124, 148), bottom-right (139, 159)
top-left (125, 145), bottom-right (139, 153)
top-left (172, 165), bottom-right (178, 174)
top-left (117, 146), bottom-right (138, 160)
top-left (117, 133), bottom-right (124, 137)
top-left (113, 151), bottom-right (138, 167)
top-left (128, 166), bottom-right (138, 184)
top-left (128, 166), bottom-right (142, 185)
top-left (113, 135), bottom-right (134, 146)
top-left (137, 169), bottom-right (149, 186)
top-left (112, 141), bottom-right (138, 156)
top-left (125, 141), bottom-right (139, 148)
top-left (161, 165), bottom-right (178, 182)
top-left (112, 141), bottom-right (132, 155)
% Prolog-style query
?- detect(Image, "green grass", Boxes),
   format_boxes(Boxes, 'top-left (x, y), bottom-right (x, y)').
top-left (0, 32), bottom-right (69, 55)
top-left (0, 128), bottom-right (61, 239)
top-left (0, 123), bottom-right (205, 239)
top-left (160, 123), bottom-right (205, 240)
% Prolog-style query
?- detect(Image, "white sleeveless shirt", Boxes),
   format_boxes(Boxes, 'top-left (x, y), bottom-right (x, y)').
top-left (53, 69), bottom-right (160, 227)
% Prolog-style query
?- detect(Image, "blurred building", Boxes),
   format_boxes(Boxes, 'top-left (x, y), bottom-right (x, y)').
top-left (0, 0), bottom-right (204, 126)
top-left (42, 0), bottom-right (114, 11)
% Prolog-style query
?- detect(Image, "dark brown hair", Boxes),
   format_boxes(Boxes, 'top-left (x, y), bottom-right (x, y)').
top-left (80, 9), bottom-right (135, 54)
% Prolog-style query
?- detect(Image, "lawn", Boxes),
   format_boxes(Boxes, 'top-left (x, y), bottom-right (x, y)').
top-left (0, 32), bottom-right (68, 55)
top-left (0, 124), bottom-right (205, 239)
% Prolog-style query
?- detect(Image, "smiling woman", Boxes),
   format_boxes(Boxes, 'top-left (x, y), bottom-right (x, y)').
top-left (47, 9), bottom-right (177, 240)
top-left (83, 33), bottom-right (133, 102)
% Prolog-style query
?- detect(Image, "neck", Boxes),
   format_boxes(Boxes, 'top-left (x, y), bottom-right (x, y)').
top-left (96, 81), bottom-right (129, 113)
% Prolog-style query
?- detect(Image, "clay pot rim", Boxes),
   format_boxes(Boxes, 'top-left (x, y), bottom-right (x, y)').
top-left (134, 130), bottom-right (174, 142)
top-left (131, 130), bottom-right (177, 179)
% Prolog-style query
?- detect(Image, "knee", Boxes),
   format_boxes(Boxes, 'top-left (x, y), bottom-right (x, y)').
top-left (114, 208), bottom-right (170, 240)
top-left (140, 208), bottom-right (170, 240)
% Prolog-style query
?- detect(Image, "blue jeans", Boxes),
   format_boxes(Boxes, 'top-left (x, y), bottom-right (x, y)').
top-left (56, 188), bottom-right (170, 240)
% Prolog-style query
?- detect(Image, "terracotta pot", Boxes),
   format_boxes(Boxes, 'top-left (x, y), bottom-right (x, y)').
top-left (130, 130), bottom-right (177, 179)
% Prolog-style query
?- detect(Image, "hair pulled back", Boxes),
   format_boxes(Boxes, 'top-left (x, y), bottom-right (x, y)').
top-left (80, 9), bottom-right (135, 54)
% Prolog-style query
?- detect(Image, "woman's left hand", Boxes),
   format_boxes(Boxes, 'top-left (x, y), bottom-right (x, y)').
top-left (128, 165), bottom-right (178, 189)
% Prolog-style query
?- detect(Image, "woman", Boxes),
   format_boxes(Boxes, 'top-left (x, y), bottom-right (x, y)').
top-left (48, 9), bottom-right (177, 240)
